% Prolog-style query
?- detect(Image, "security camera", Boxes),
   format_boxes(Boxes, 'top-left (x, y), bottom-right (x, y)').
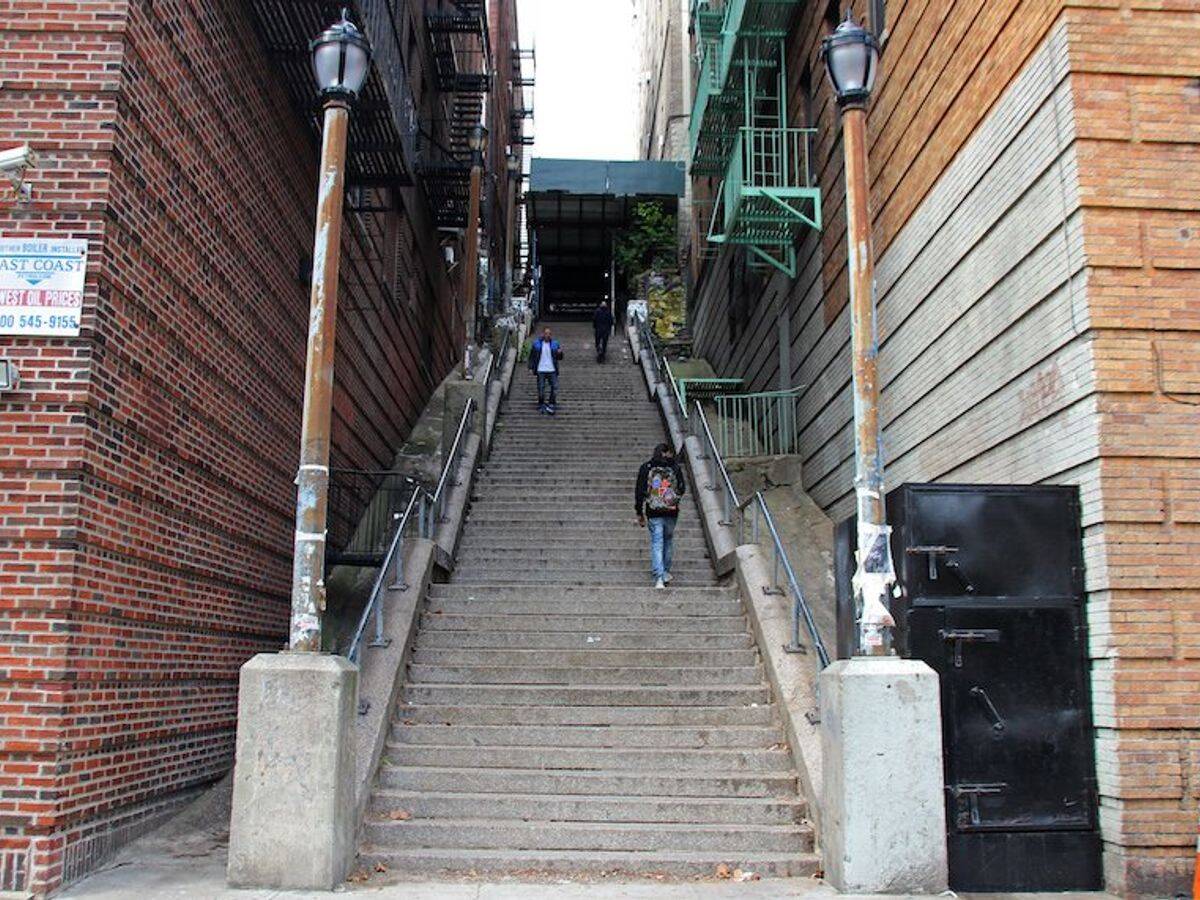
top-left (0, 144), bottom-right (39, 179)
top-left (0, 145), bottom-right (39, 201)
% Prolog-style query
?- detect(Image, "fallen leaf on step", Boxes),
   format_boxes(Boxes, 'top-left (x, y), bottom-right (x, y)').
top-left (401, 719), bottom-right (416, 726)
top-left (734, 870), bottom-right (761, 882)
top-left (388, 808), bottom-right (411, 821)
top-left (374, 861), bottom-right (388, 873)
top-left (347, 869), bottom-right (370, 883)
top-left (716, 863), bottom-right (732, 879)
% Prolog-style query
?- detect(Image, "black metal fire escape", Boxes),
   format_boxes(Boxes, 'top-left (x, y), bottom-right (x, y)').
top-left (419, 0), bottom-right (493, 228)
top-left (248, 1), bottom-right (419, 203)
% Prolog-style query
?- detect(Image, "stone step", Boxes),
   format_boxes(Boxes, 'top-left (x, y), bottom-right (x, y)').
top-left (356, 847), bottom-right (819, 879)
top-left (412, 630), bottom-right (753, 651)
top-left (460, 521), bottom-right (705, 535)
top-left (419, 613), bottom-right (743, 633)
top-left (424, 600), bottom-right (742, 617)
top-left (376, 763), bottom-right (796, 798)
top-left (384, 744), bottom-right (792, 774)
top-left (446, 574), bottom-right (718, 587)
top-left (393, 705), bottom-right (777, 734)
top-left (361, 818), bottom-right (810, 854)
top-left (448, 565), bottom-right (715, 581)
top-left (454, 541), bottom-right (709, 556)
top-left (367, 790), bottom-right (805, 826)
top-left (467, 496), bottom-right (699, 506)
top-left (426, 584), bottom-right (732, 600)
top-left (390, 723), bottom-right (781, 749)
top-left (410, 648), bottom-right (758, 668)
top-left (401, 683), bottom-right (772, 707)
top-left (405, 664), bottom-right (763, 686)
top-left (392, 703), bottom-right (775, 727)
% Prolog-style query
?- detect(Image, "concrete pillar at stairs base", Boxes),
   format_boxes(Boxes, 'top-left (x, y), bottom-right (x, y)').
top-left (819, 657), bottom-right (948, 894)
top-left (227, 652), bottom-right (357, 890)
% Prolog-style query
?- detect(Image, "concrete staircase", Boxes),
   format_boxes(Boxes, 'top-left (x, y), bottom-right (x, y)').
top-left (359, 323), bottom-right (817, 878)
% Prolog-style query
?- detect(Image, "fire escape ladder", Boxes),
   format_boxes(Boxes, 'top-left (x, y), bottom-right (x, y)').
top-left (688, 0), bottom-right (821, 276)
top-left (419, 0), bottom-right (494, 229)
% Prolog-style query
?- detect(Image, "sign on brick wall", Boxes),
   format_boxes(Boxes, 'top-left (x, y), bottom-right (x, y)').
top-left (0, 238), bottom-right (86, 337)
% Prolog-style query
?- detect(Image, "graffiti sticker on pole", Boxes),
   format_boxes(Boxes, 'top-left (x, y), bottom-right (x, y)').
top-left (0, 238), bottom-right (87, 337)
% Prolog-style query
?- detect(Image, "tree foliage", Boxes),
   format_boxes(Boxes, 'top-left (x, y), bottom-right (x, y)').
top-left (613, 201), bottom-right (677, 291)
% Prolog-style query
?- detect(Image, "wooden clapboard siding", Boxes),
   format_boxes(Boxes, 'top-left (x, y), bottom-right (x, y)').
top-left (688, 0), bottom-right (1200, 889)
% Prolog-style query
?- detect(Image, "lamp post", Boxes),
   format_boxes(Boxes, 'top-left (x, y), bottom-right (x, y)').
top-left (822, 12), bottom-right (895, 656)
top-left (503, 152), bottom-right (521, 317)
top-left (461, 123), bottom-right (488, 379)
top-left (289, 10), bottom-right (370, 652)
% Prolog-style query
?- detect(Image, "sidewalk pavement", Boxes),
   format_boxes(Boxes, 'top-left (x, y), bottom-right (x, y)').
top-left (56, 781), bottom-right (1116, 900)
top-left (58, 839), bottom-right (1115, 900)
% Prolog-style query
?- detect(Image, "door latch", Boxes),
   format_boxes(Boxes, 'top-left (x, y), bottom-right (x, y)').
top-left (939, 628), bottom-right (1001, 667)
top-left (950, 782), bottom-right (1008, 828)
top-left (907, 545), bottom-right (958, 581)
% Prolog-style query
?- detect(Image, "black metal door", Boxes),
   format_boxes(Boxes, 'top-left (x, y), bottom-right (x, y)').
top-left (839, 484), bottom-right (1103, 891)
top-left (912, 604), bottom-right (1096, 826)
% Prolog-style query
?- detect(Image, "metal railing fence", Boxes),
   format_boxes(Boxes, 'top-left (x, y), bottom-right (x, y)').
top-left (715, 387), bottom-right (803, 458)
top-left (327, 469), bottom-right (419, 564)
top-left (690, 401), bottom-right (829, 668)
top-left (345, 397), bottom-right (475, 664)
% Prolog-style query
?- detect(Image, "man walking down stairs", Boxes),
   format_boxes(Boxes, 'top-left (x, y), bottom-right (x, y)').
top-left (359, 322), bottom-right (817, 878)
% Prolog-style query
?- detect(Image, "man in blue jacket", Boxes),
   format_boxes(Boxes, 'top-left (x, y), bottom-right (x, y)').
top-left (528, 326), bottom-right (563, 414)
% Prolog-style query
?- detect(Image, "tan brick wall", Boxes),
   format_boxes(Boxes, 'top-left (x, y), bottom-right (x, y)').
top-left (1069, 2), bottom-right (1200, 894)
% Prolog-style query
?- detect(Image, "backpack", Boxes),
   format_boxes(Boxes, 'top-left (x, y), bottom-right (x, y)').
top-left (644, 464), bottom-right (680, 514)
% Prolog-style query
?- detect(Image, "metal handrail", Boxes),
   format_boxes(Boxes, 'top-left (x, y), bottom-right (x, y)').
top-left (432, 395), bottom-right (474, 523)
top-left (346, 484), bottom-right (427, 664)
top-left (741, 491), bottom-right (831, 668)
top-left (690, 400), bottom-right (741, 529)
top-left (345, 396), bottom-right (476, 664)
top-left (483, 325), bottom-right (512, 398)
top-left (690, 400), bottom-right (829, 668)
top-left (663, 360), bottom-right (689, 421)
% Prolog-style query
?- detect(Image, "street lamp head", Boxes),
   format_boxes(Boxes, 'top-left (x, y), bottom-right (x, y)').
top-left (311, 9), bottom-right (372, 103)
top-left (506, 153), bottom-right (521, 175)
top-left (822, 11), bottom-right (880, 109)
top-left (468, 124), bottom-right (489, 153)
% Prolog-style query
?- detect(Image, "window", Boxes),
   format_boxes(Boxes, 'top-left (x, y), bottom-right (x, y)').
top-left (799, 65), bottom-right (815, 185)
top-left (870, 0), bottom-right (887, 39)
top-left (824, 0), bottom-right (840, 30)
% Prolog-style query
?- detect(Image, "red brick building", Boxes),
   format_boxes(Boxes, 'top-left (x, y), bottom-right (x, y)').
top-left (0, 0), bottom-right (524, 893)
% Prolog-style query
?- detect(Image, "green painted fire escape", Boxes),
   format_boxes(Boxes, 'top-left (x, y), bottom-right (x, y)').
top-left (689, 0), bottom-right (821, 276)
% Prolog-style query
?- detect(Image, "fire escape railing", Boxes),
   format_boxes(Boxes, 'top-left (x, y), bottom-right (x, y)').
top-left (687, 0), bottom-right (821, 276)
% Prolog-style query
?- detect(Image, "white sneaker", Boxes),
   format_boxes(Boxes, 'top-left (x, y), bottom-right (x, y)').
top-left (663, 572), bottom-right (674, 584)
top-left (654, 579), bottom-right (666, 590)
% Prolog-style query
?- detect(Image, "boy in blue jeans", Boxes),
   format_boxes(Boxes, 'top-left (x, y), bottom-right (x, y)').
top-left (528, 326), bottom-right (563, 414)
top-left (635, 443), bottom-right (687, 589)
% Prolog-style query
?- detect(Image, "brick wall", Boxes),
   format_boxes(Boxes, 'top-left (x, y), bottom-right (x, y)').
top-left (1068, 3), bottom-right (1200, 894)
top-left (0, 0), bottom-right (465, 893)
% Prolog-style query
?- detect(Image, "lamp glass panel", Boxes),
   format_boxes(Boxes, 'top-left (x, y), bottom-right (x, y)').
top-left (829, 41), bottom-right (870, 94)
top-left (865, 45), bottom-right (880, 93)
top-left (313, 42), bottom-right (344, 90)
top-left (342, 43), bottom-right (370, 93)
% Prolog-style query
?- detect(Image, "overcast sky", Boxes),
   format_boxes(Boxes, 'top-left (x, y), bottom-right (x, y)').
top-left (517, 0), bottom-right (639, 161)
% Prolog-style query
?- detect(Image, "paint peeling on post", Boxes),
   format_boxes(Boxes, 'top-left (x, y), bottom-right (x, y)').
top-left (842, 104), bottom-right (897, 656)
top-left (290, 101), bottom-right (351, 652)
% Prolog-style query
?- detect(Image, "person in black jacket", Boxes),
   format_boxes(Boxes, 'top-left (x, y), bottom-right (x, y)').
top-left (593, 302), bottom-right (614, 363)
top-left (635, 443), bottom-right (687, 589)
